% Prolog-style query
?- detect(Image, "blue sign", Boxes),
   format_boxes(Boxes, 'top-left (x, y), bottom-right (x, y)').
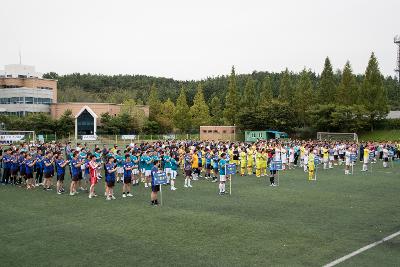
top-left (314, 156), bottom-right (320, 165)
top-left (350, 154), bottom-right (357, 162)
top-left (225, 164), bottom-right (236, 175)
top-left (369, 152), bottom-right (375, 160)
top-left (272, 160), bottom-right (282, 171)
top-left (153, 172), bottom-right (168, 185)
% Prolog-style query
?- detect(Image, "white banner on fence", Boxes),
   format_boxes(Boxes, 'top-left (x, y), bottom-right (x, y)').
top-left (82, 135), bottom-right (97, 141)
top-left (121, 135), bottom-right (136, 140)
top-left (0, 135), bottom-right (25, 142)
top-left (163, 134), bottom-right (176, 140)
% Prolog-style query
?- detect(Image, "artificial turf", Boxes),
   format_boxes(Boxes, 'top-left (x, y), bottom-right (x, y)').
top-left (0, 161), bottom-right (399, 267)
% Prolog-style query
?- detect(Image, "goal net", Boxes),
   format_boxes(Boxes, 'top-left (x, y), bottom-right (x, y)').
top-left (316, 132), bottom-right (358, 143)
top-left (0, 130), bottom-right (36, 144)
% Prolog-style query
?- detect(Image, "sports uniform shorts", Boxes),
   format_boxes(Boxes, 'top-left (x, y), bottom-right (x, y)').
top-left (171, 170), bottom-right (177, 179)
top-left (26, 173), bottom-right (33, 179)
top-left (124, 177), bottom-right (132, 184)
top-left (165, 168), bottom-right (172, 175)
top-left (72, 174), bottom-right (79, 182)
top-left (117, 167), bottom-right (124, 174)
top-left (363, 158), bottom-right (369, 164)
top-left (20, 169), bottom-right (26, 176)
top-left (205, 163), bottom-right (211, 170)
top-left (133, 169), bottom-right (139, 175)
top-left (140, 168), bottom-right (145, 173)
top-left (339, 154), bottom-right (344, 160)
top-left (90, 175), bottom-right (97, 185)
top-left (57, 173), bottom-right (65, 181)
top-left (11, 169), bottom-right (18, 176)
top-left (334, 155), bottom-right (338, 160)
top-left (384, 157), bottom-right (389, 162)
top-left (151, 184), bottom-right (160, 192)
top-left (219, 175), bottom-right (226, 182)
top-left (185, 169), bottom-right (192, 177)
top-left (145, 170), bottom-right (152, 177)
top-left (198, 162), bottom-right (202, 168)
top-left (270, 170), bottom-right (277, 175)
top-left (106, 180), bottom-right (115, 187)
top-left (44, 171), bottom-right (53, 178)
top-left (78, 172), bottom-right (83, 180)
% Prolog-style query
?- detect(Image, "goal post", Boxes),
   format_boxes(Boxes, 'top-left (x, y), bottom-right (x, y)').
top-left (0, 130), bottom-right (36, 144)
top-left (317, 132), bottom-right (358, 143)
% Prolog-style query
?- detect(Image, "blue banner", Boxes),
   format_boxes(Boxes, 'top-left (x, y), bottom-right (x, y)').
top-left (225, 164), bottom-right (236, 175)
top-left (153, 172), bottom-right (168, 185)
top-left (272, 160), bottom-right (282, 171)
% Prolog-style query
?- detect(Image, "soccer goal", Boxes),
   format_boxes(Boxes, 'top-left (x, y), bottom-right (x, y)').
top-left (317, 132), bottom-right (358, 143)
top-left (0, 130), bottom-right (36, 144)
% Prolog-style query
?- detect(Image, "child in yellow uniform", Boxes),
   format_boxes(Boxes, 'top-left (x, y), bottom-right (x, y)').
top-left (255, 149), bottom-right (262, 178)
top-left (261, 149), bottom-right (268, 176)
top-left (322, 146), bottom-right (329, 170)
top-left (247, 148), bottom-right (254, 175)
top-left (308, 151), bottom-right (315, 180)
top-left (240, 148), bottom-right (247, 176)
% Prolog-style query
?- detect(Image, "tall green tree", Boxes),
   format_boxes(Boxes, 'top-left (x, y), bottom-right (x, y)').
top-left (359, 52), bottom-right (389, 130)
top-left (294, 69), bottom-right (315, 127)
top-left (259, 75), bottom-right (274, 109)
top-left (278, 68), bottom-right (292, 102)
top-left (209, 96), bottom-right (224, 125)
top-left (159, 98), bottom-right (176, 133)
top-left (318, 57), bottom-right (336, 103)
top-left (335, 61), bottom-right (358, 105)
top-left (241, 77), bottom-right (257, 110)
top-left (56, 109), bottom-right (74, 135)
top-left (148, 83), bottom-right (161, 121)
top-left (223, 66), bottom-right (239, 125)
top-left (174, 86), bottom-right (191, 132)
top-left (190, 83), bottom-right (211, 130)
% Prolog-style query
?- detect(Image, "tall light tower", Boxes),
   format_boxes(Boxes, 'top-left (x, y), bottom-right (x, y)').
top-left (395, 35), bottom-right (400, 82)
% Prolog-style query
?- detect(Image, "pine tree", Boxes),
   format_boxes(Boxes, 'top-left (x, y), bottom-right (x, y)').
top-left (190, 83), bottom-right (211, 129)
top-left (259, 75), bottom-right (273, 109)
top-left (210, 96), bottom-right (223, 125)
top-left (318, 57), bottom-right (336, 104)
top-left (294, 69), bottom-right (315, 127)
top-left (241, 77), bottom-right (257, 110)
top-left (174, 86), bottom-right (191, 132)
top-left (159, 98), bottom-right (176, 132)
top-left (359, 52), bottom-right (388, 130)
top-left (223, 66), bottom-right (238, 125)
top-left (148, 83), bottom-right (161, 121)
top-left (279, 68), bottom-right (292, 102)
top-left (335, 61), bottom-right (358, 105)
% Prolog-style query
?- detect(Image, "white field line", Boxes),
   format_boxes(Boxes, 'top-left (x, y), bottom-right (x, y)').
top-left (323, 230), bottom-right (400, 267)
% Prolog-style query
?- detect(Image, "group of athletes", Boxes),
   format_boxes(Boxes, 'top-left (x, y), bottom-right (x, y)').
top-left (0, 140), bottom-right (398, 205)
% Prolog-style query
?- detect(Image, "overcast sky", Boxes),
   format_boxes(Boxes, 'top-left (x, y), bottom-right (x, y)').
top-left (1, 0), bottom-right (399, 80)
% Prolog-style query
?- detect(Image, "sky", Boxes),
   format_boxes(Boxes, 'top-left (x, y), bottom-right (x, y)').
top-left (1, 0), bottom-right (399, 80)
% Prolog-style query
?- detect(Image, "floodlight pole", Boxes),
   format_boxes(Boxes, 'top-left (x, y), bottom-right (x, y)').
top-left (160, 184), bottom-right (163, 206)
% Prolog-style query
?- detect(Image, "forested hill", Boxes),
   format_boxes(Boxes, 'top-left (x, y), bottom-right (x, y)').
top-left (43, 60), bottom-right (400, 110)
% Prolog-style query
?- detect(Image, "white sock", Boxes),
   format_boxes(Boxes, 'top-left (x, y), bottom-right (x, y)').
top-left (171, 180), bottom-right (175, 188)
top-left (188, 179), bottom-right (191, 186)
top-left (222, 183), bottom-right (225, 192)
top-left (184, 178), bottom-right (188, 186)
top-left (219, 183), bottom-right (223, 193)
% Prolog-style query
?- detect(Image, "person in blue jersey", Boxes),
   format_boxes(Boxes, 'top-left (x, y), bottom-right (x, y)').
top-left (24, 153), bottom-right (36, 189)
top-left (218, 153), bottom-right (228, 195)
top-left (105, 156), bottom-right (117, 200)
top-left (204, 149), bottom-right (212, 179)
top-left (18, 151), bottom-right (26, 185)
top-left (10, 151), bottom-right (19, 185)
top-left (150, 160), bottom-right (161, 206)
top-left (35, 150), bottom-right (44, 186)
top-left (115, 150), bottom-right (124, 183)
top-left (143, 151), bottom-right (153, 188)
top-left (212, 151), bottom-right (219, 183)
top-left (269, 158), bottom-right (277, 187)
top-left (1, 149), bottom-right (11, 184)
top-left (70, 151), bottom-right (82, 196)
top-left (43, 152), bottom-right (55, 191)
top-left (122, 155), bottom-right (134, 198)
top-left (55, 153), bottom-right (70, 194)
top-left (163, 151), bottom-right (172, 184)
top-left (169, 155), bottom-right (178, 190)
top-left (131, 151), bottom-right (140, 185)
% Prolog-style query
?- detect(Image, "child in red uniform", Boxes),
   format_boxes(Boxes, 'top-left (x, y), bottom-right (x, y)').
top-left (88, 155), bottom-right (99, 199)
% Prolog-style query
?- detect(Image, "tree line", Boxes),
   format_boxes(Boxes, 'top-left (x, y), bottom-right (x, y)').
top-left (36, 53), bottom-right (399, 135)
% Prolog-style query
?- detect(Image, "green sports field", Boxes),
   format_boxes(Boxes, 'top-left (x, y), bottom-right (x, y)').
top-left (0, 162), bottom-right (399, 267)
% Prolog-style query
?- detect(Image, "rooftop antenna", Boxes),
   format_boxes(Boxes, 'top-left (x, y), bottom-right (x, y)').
top-left (395, 35), bottom-right (400, 83)
top-left (19, 49), bottom-right (22, 64)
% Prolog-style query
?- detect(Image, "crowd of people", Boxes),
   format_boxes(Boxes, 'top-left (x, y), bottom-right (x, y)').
top-left (0, 140), bottom-right (399, 205)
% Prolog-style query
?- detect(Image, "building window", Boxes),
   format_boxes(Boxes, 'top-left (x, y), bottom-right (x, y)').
top-left (213, 130), bottom-right (218, 133)
top-left (222, 130), bottom-right (227, 134)
top-left (25, 97), bottom-right (33, 104)
top-left (251, 132), bottom-right (256, 138)
top-left (258, 133), bottom-right (263, 138)
top-left (202, 130), bottom-right (207, 133)
top-left (231, 130), bottom-right (235, 134)
top-left (208, 130), bottom-right (212, 133)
